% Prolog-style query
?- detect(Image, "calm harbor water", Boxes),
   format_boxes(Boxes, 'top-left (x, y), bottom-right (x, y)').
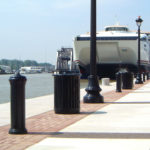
top-left (0, 73), bottom-right (88, 104)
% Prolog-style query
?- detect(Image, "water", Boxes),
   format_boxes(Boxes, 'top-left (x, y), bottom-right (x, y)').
top-left (0, 74), bottom-right (10, 104)
top-left (0, 73), bottom-right (88, 104)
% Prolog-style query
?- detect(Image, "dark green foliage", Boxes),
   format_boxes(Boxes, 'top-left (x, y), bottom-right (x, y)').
top-left (0, 67), bottom-right (5, 74)
top-left (0, 59), bottom-right (54, 71)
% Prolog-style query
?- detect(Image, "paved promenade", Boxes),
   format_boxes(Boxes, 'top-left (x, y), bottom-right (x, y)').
top-left (0, 82), bottom-right (116, 126)
top-left (1, 80), bottom-right (150, 150)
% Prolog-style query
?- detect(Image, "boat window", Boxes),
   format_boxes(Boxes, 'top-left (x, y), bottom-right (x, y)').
top-left (105, 27), bottom-right (128, 32)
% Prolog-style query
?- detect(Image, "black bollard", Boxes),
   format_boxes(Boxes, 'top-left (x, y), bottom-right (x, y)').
top-left (143, 72), bottom-right (145, 82)
top-left (116, 72), bottom-right (122, 92)
top-left (147, 72), bottom-right (149, 80)
top-left (148, 73), bottom-right (150, 80)
top-left (9, 71), bottom-right (27, 134)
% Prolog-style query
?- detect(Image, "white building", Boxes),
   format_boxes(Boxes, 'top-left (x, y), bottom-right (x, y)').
top-left (0, 65), bottom-right (12, 74)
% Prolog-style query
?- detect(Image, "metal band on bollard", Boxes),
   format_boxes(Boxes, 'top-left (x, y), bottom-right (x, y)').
top-left (9, 71), bottom-right (27, 134)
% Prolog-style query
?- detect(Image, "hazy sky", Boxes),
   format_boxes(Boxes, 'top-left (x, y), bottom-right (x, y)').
top-left (0, 0), bottom-right (150, 64)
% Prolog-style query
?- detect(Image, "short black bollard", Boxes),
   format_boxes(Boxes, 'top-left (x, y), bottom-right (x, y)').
top-left (9, 71), bottom-right (27, 134)
top-left (54, 73), bottom-right (80, 114)
top-left (147, 72), bottom-right (149, 80)
top-left (122, 72), bottom-right (134, 89)
top-left (148, 72), bottom-right (150, 80)
top-left (116, 72), bottom-right (122, 92)
top-left (143, 72), bottom-right (145, 82)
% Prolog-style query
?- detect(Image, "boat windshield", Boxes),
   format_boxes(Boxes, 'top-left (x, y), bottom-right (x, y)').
top-left (105, 27), bottom-right (128, 32)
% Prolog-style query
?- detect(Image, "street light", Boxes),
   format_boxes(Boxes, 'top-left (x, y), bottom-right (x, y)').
top-left (83, 0), bottom-right (104, 103)
top-left (135, 16), bottom-right (143, 84)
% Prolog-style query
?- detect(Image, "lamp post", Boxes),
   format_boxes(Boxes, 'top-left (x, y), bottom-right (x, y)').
top-left (135, 16), bottom-right (143, 84)
top-left (83, 0), bottom-right (104, 103)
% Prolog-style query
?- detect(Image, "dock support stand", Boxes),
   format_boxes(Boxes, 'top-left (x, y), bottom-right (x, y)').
top-left (9, 71), bottom-right (27, 134)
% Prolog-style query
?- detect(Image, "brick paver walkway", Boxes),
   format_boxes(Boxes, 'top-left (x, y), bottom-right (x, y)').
top-left (0, 81), bottom-right (147, 150)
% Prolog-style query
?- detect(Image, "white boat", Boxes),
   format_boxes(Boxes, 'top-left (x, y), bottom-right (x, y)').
top-left (20, 66), bottom-right (43, 74)
top-left (73, 24), bottom-right (150, 78)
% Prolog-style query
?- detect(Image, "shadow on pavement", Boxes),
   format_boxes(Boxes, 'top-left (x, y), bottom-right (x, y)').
top-left (28, 132), bottom-right (150, 139)
top-left (80, 111), bottom-right (107, 115)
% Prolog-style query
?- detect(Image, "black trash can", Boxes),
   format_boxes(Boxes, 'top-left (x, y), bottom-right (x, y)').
top-left (122, 72), bottom-right (134, 89)
top-left (54, 73), bottom-right (80, 114)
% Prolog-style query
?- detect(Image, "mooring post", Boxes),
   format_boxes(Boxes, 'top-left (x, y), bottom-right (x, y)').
top-left (9, 71), bottom-right (27, 134)
top-left (143, 72), bottom-right (145, 82)
top-left (116, 72), bottom-right (122, 92)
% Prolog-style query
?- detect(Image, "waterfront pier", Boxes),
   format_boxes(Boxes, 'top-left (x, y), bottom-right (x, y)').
top-left (1, 80), bottom-right (150, 149)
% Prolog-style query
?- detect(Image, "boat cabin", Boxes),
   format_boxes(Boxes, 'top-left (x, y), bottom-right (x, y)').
top-left (105, 26), bottom-right (129, 32)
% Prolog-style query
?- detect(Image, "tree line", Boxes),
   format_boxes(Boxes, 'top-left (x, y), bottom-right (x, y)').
top-left (0, 59), bottom-right (54, 71)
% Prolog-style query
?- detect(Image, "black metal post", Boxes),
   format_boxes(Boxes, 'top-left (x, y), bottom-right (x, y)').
top-left (135, 17), bottom-right (143, 84)
top-left (9, 71), bottom-right (27, 134)
top-left (147, 72), bottom-right (149, 80)
top-left (116, 72), bottom-right (122, 92)
top-left (143, 72), bottom-right (145, 82)
top-left (84, 0), bottom-right (103, 103)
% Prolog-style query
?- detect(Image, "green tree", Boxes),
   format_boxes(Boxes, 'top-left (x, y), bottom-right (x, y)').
top-left (0, 59), bottom-right (54, 72)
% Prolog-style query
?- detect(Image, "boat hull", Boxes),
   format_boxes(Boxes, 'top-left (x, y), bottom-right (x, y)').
top-left (78, 63), bottom-right (150, 79)
top-left (74, 36), bottom-right (150, 79)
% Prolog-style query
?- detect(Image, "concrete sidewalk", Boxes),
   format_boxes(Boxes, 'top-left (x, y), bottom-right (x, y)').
top-left (0, 82), bottom-right (116, 126)
top-left (26, 81), bottom-right (150, 150)
top-left (1, 80), bottom-right (150, 150)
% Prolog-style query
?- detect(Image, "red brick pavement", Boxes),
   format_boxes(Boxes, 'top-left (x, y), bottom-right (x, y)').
top-left (0, 81), bottom-right (148, 150)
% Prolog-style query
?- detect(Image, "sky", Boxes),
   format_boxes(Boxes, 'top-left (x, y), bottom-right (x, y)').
top-left (0, 0), bottom-right (150, 64)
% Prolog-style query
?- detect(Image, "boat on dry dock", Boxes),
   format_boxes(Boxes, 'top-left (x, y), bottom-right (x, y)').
top-left (73, 24), bottom-right (150, 78)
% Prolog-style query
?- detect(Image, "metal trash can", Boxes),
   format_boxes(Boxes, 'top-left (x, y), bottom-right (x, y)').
top-left (54, 73), bottom-right (80, 114)
top-left (53, 48), bottom-right (80, 114)
top-left (122, 72), bottom-right (134, 89)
